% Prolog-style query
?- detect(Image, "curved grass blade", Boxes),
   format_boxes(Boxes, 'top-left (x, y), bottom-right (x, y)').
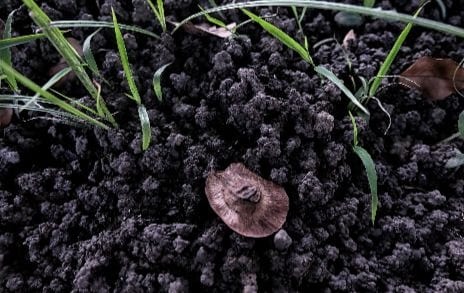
top-left (83, 29), bottom-right (101, 76)
top-left (153, 62), bottom-right (171, 102)
top-left (0, 59), bottom-right (108, 128)
top-left (173, 1), bottom-right (464, 38)
top-left (0, 9), bottom-right (18, 91)
top-left (315, 65), bottom-right (369, 115)
top-left (50, 20), bottom-right (160, 39)
top-left (0, 33), bottom-right (45, 50)
top-left (369, 4), bottom-right (426, 97)
top-left (112, 9), bottom-right (141, 104)
top-left (241, 8), bottom-right (313, 65)
top-left (353, 145), bottom-right (379, 224)
top-left (138, 105), bottom-right (151, 150)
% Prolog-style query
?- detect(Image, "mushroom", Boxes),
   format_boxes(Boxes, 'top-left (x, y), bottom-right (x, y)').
top-left (205, 163), bottom-right (289, 238)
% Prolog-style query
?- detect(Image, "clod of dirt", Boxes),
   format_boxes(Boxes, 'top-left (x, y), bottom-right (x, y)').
top-left (399, 56), bottom-right (464, 101)
top-left (0, 108), bottom-right (13, 128)
top-left (205, 163), bottom-right (289, 238)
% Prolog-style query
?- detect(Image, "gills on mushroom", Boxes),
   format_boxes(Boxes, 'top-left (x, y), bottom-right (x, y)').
top-left (205, 163), bottom-right (289, 238)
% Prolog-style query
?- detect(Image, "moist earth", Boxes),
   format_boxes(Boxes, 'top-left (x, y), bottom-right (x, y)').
top-left (1, 0), bottom-right (464, 292)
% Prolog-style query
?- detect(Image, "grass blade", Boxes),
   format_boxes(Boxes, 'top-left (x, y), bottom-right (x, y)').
top-left (353, 145), bottom-right (379, 224)
top-left (458, 110), bottom-right (464, 138)
top-left (369, 4), bottom-right (425, 97)
top-left (242, 8), bottom-right (313, 64)
top-left (173, 1), bottom-right (464, 38)
top-left (0, 10), bottom-right (18, 91)
top-left (199, 5), bottom-right (227, 27)
top-left (315, 65), bottom-right (370, 115)
top-left (138, 105), bottom-right (151, 150)
top-left (146, 0), bottom-right (167, 32)
top-left (112, 8), bottom-right (141, 104)
top-left (49, 20), bottom-right (160, 39)
top-left (0, 59), bottom-right (108, 128)
top-left (0, 33), bottom-right (46, 50)
top-left (153, 62), bottom-right (171, 102)
top-left (83, 29), bottom-right (101, 76)
top-left (363, 0), bottom-right (376, 8)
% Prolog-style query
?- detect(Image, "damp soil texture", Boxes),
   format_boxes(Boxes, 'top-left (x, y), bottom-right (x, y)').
top-left (1, 0), bottom-right (464, 292)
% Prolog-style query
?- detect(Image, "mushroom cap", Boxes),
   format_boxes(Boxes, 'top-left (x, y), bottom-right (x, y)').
top-left (205, 163), bottom-right (289, 238)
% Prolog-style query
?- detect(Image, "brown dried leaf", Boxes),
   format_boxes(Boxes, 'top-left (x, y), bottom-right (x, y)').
top-left (0, 108), bottom-right (13, 128)
top-left (342, 29), bottom-right (356, 49)
top-left (169, 20), bottom-right (236, 38)
top-left (205, 163), bottom-right (289, 238)
top-left (399, 56), bottom-right (464, 101)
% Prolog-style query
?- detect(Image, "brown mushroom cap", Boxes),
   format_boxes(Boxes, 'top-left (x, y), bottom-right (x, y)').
top-left (205, 163), bottom-right (289, 238)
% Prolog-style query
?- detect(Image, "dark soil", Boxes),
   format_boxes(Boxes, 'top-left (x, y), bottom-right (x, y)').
top-left (1, 0), bottom-right (464, 292)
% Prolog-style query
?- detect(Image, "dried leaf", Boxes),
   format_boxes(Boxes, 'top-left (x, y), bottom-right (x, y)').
top-left (168, 20), bottom-right (236, 38)
top-left (399, 56), bottom-right (464, 101)
top-left (0, 108), bottom-right (13, 127)
top-left (205, 163), bottom-right (289, 238)
top-left (342, 29), bottom-right (356, 49)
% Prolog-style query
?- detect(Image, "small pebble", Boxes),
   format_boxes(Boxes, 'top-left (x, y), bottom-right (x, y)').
top-left (274, 229), bottom-right (292, 251)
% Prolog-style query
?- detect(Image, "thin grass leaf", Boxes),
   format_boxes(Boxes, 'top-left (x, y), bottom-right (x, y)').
top-left (315, 65), bottom-right (370, 115)
top-left (369, 4), bottom-right (425, 97)
top-left (173, 1), bottom-right (464, 39)
top-left (20, 66), bottom-right (72, 112)
top-left (153, 62), bottom-right (172, 102)
top-left (458, 111), bottom-right (464, 138)
top-left (112, 8), bottom-right (141, 104)
top-left (363, 0), bottom-right (376, 8)
top-left (435, 0), bottom-right (446, 19)
top-left (353, 145), bottom-right (379, 224)
top-left (241, 8), bottom-right (313, 65)
top-left (372, 97), bottom-right (392, 135)
top-left (199, 5), bottom-right (227, 28)
top-left (138, 105), bottom-right (151, 150)
top-left (50, 88), bottom-right (99, 116)
top-left (49, 20), bottom-right (160, 39)
top-left (146, 0), bottom-right (167, 32)
top-left (83, 29), bottom-right (101, 76)
top-left (0, 33), bottom-right (45, 50)
top-left (348, 111), bottom-right (359, 146)
top-left (0, 59), bottom-right (108, 128)
top-left (22, 0), bottom-right (116, 126)
top-left (0, 9), bottom-right (18, 91)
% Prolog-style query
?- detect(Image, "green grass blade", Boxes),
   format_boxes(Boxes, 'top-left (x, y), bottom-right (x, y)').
top-left (348, 111), bottom-right (359, 146)
top-left (363, 0), bottom-right (376, 8)
top-left (153, 62), bottom-right (171, 102)
top-left (83, 29), bottom-right (101, 76)
top-left (49, 20), bottom-right (160, 39)
top-left (0, 9), bottom-right (18, 91)
top-left (353, 145), bottom-right (379, 224)
top-left (138, 105), bottom-right (151, 150)
top-left (369, 5), bottom-right (425, 97)
top-left (112, 8), bottom-right (141, 104)
top-left (315, 65), bottom-right (370, 115)
top-left (458, 111), bottom-right (464, 138)
top-left (146, 0), bottom-right (167, 32)
top-left (242, 8), bottom-right (313, 65)
top-left (0, 59), bottom-right (108, 128)
top-left (0, 33), bottom-right (46, 50)
top-left (173, 1), bottom-right (464, 38)
top-left (199, 5), bottom-right (227, 27)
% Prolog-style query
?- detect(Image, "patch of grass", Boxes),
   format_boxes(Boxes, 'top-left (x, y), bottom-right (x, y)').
top-left (0, 59), bottom-right (108, 128)
top-left (22, 0), bottom-right (117, 127)
top-left (112, 8), bottom-right (152, 151)
top-left (349, 111), bottom-right (379, 224)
